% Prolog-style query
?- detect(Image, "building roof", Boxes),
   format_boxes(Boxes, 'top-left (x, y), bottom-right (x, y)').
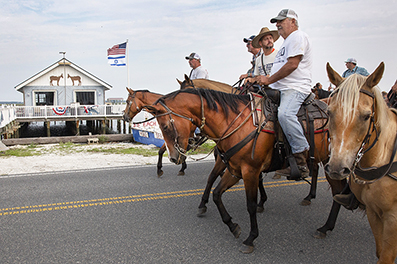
top-left (14, 58), bottom-right (112, 91)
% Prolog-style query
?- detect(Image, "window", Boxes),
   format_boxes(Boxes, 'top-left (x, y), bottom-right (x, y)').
top-left (35, 92), bottom-right (54, 106)
top-left (76, 92), bottom-right (95, 105)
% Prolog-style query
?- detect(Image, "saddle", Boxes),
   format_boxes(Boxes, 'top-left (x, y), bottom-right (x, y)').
top-left (251, 88), bottom-right (328, 135)
top-left (250, 88), bottom-right (329, 174)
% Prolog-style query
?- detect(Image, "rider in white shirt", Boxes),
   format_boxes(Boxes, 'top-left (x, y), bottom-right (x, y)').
top-left (185, 52), bottom-right (209, 80)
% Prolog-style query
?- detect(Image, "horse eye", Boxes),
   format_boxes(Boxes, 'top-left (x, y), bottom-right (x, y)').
top-left (363, 114), bottom-right (371, 121)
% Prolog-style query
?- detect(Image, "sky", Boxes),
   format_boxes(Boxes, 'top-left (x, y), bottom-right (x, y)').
top-left (1, 0), bottom-right (396, 102)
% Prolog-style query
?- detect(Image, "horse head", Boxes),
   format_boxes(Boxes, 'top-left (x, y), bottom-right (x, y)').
top-left (143, 95), bottom-right (199, 165)
top-left (123, 87), bottom-right (138, 122)
top-left (324, 62), bottom-right (385, 180)
top-left (176, 74), bottom-right (194, 90)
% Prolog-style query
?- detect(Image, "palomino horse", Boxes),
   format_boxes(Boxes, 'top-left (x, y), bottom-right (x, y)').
top-left (143, 88), bottom-right (333, 253)
top-left (123, 88), bottom-right (187, 176)
top-left (325, 62), bottom-right (397, 264)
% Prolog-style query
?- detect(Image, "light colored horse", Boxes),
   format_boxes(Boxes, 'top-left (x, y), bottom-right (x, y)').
top-left (177, 74), bottom-right (239, 94)
top-left (325, 62), bottom-right (397, 264)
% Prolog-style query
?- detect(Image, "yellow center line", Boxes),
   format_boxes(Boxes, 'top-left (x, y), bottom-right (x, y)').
top-left (0, 177), bottom-right (327, 216)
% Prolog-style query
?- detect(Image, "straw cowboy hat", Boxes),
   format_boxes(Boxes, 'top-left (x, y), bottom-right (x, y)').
top-left (252, 27), bottom-right (279, 48)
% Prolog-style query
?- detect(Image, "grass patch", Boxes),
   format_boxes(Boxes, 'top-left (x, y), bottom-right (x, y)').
top-left (0, 148), bottom-right (40, 157)
top-left (0, 140), bottom-right (216, 158)
top-left (86, 147), bottom-right (159, 157)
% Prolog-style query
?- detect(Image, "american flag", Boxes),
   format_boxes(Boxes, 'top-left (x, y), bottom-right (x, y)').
top-left (107, 42), bottom-right (127, 66)
top-left (107, 42), bottom-right (126, 56)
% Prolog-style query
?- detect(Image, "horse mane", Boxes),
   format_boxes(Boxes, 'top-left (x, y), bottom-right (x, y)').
top-left (332, 74), bottom-right (389, 131)
top-left (155, 88), bottom-right (250, 118)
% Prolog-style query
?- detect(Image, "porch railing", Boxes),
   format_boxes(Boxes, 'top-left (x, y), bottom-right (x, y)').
top-left (1, 104), bottom-right (126, 128)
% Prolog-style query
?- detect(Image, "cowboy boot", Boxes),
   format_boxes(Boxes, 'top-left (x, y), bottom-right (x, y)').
top-left (333, 192), bottom-right (359, 210)
top-left (274, 150), bottom-right (309, 180)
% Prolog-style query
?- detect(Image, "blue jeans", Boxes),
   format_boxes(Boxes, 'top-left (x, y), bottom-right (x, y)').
top-left (278, 89), bottom-right (310, 154)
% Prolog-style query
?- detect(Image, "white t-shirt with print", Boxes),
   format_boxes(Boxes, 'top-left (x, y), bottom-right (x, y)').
top-left (269, 30), bottom-right (312, 94)
top-left (190, 65), bottom-right (209, 80)
top-left (254, 48), bottom-right (278, 76)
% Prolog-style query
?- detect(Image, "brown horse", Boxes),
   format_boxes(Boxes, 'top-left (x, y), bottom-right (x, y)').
top-left (325, 62), bottom-right (397, 264)
top-left (123, 88), bottom-right (270, 215)
top-left (143, 88), bottom-right (335, 253)
top-left (177, 75), bottom-right (326, 213)
top-left (122, 88), bottom-right (187, 176)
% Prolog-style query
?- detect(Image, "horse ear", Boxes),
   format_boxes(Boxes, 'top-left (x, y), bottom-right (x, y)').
top-left (184, 74), bottom-right (191, 83)
top-left (326, 62), bottom-right (343, 86)
top-left (365, 62), bottom-right (384, 89)
top-left (126, 87), bottom-right (133, 94)
top-left (176, 78), bottom-right (182, 85)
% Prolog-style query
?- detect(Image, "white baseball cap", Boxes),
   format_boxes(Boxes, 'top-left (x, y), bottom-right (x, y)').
top-left (270, 9), bottom-right (298, 23)
top-left (185, 52), bottom-right (201, 60)
top-left (345, 58), bottom-right (357, 64)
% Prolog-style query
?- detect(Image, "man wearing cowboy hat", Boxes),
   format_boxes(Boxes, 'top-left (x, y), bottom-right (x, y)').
top-left (252, 27), bottom-right (279, 77)
top-left (185, 52), bottom-right (209, 80)
top-left (254, 9), bottom-right (312, 181)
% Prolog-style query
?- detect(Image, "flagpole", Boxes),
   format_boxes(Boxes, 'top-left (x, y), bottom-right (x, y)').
top-left (126, 39), bottom-right (130, 88)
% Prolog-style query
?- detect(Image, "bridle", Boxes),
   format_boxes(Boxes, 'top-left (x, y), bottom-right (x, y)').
top-left (339, 88), bottom-right (397, 184)
top-left (155, 97), bottom-right (205, 157)
top-left (351, 89), bottom-right (379, 170)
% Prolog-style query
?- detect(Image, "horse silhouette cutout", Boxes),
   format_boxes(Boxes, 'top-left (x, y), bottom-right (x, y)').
top-left (67, 74), bottom-right (81, 86)
top-left (49, 74), bottom-right (63, 86)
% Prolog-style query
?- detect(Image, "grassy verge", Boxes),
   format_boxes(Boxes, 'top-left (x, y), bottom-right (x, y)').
top-left (0, 141), bottom-right (216, 157)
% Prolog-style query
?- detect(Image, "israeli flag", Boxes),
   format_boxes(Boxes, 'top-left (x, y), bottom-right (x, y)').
top-left (108, 55), bottom-right (126, 66)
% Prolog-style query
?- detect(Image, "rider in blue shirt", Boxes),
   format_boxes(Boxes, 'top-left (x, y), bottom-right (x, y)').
top-left (342, 58), bottom-right (369, 78)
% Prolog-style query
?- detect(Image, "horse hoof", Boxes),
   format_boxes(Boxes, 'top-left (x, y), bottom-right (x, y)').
top-left (313, 230), bottom-right (326, 239)
top-left (239, 244), bottom-right (254, 254)
top-left (300, 199), bottom-right (311, 206)
top-left (257, 206), bottom-right (264, 213)
top-left (232, 224), bottom-right (241, 238)
top-left (157, 171), bottom-right (164, 178)
top-left (197, 207), bottom-right (207, 217)
top-left (177, 171), bottom-right (185, 176)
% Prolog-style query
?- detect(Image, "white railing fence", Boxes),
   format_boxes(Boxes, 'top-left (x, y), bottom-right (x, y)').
top-left (0, 105), bottom-right (17, 129)
top-left (1, 104), bottom-right (126, 129)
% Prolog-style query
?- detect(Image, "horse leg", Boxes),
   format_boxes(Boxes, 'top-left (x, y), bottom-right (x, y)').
top-left (197, 156), bottom-right (226, 216)
top-left (314, 178), bottom-right (346, 238)
top-left (301, 163), bottom-right (319, 206)
top-left (240, 170), bottom-right (260, 254)
top-left (178, 162), bottom-right (187, 176)
top-left (212, 170), bottom-right (242, 240)
top-left (257, 173), bottom-right (267, 213)
top-left (157, 144), bottom-right (166, 177)
top-left (367, 206), bottom-right (397, 263)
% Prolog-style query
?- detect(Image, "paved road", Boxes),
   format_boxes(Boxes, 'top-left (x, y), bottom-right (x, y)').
top-left (0, 160), bottom-right (381, 263)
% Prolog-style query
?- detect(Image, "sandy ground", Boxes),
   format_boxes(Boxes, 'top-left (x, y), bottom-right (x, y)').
top-left (0, 143), bottom-right (211, 176)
